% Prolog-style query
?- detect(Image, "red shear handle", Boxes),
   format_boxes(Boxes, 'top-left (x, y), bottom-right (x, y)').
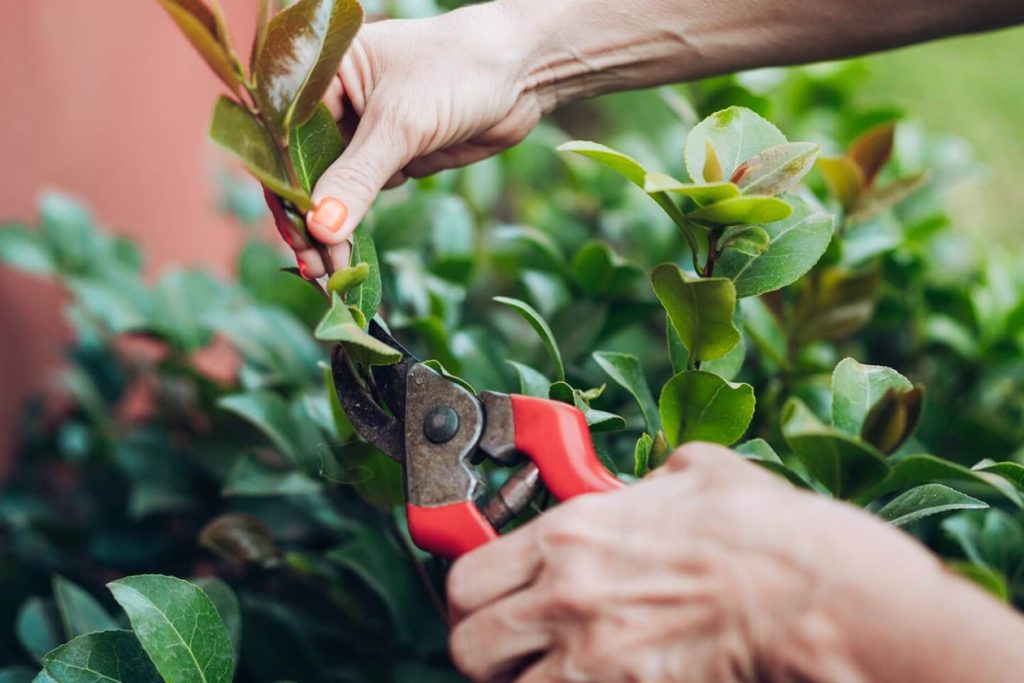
top-left (407, 502), bottom-right (497, 559)
top-left (510, 394), bottom-right (624, 500)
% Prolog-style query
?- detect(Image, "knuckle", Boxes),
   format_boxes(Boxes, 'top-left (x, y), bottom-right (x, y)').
top-left (447, 622), bottom-right (477, 677)
top-left (317, 163), bottom-right (379, 202)
top-left (445, 561), bottom-right (472, 613)
top-left (545, 576), bottom-right (590, 616)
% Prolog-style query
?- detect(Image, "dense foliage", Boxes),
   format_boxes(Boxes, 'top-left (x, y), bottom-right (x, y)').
top-left (2, 0), bottom-right (1024, 681)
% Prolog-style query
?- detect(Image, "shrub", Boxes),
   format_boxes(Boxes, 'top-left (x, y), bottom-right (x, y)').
top-left (1, 1), bottom-right (1023, 681)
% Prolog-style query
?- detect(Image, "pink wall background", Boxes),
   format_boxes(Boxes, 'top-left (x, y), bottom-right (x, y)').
top-left (0, 1), bottom-right (264, 466)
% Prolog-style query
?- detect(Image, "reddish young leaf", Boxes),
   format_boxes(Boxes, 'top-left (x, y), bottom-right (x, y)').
top-left (730, 142), bottom-right (820, 196)
top-left (848, 121), bottom-right (896, 186)
top-left (158, 0), bottom-right (241, 94)
top-left (254, 0), bottom-right (364, 132)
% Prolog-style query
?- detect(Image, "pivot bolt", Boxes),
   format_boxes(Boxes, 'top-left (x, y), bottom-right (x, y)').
top-left (423, 406), bottom-right (459, 444)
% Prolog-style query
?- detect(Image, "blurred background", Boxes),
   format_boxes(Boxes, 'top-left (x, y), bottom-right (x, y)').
top-left (1, 1), bottom-right (1022, 468)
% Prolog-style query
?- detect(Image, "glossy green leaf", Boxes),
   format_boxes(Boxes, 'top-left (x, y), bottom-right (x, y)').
top-left (288, 102), bottom-right (344, 194)
top-left (633, 433), bottom-right (653, 478)
top-left (975, 462), bottom-right (1024, 491)
top-left (781, 398), bottom-right (890, 499)
top-left (719, 225), bottom-right (770, 256)
top-left (52, 577), bottom-right (118, 639)
top-left (315, 294), bottom-right (401, 365)
top-left (549, 382), bottom-right (625, 433)
top-left (872, 455), bottom-right (1023, 508)
top-left (348, 227), bottom-right (382, 322)
top-left (877, 484), bottom-right (987, 527)
top-left (16, 598), bottom-right (62, 663)
top-left (831, 358), bottom-right (913, 435)
top-left (659, 370), bottom-right (755, 446)
top-left (506, 361), bottom-right (550, 398)
top-left (193, 578), bottom-right (242, 654)
top-left (209, 97), bottom-right (310, 210)
top-left (254, 0), bottom-right (363, 131)
top-left (593, 351), bottom-right (662, 434)
top-left (731, 142), bottom-right (819, 196)
top-left (641, 173), bottom-right (740, 205)
top-left (557, 140), bottom-right (648, 186)
top-left (687, 196), bottom-right (792, 226)
top-left (791, 266), bottom-right (881, 342)
top-left (494, 296), bottom-right (565, 382)
top-left (107, 575), bottom-right (235, 683)
top-left (651, 264), bottom-right (740, 363)
top-left (0, 224), bottom-right (55, 275)
top-left (41, 630), bottom-right (161, 683)
top-left (326, 263), bottom-right (369, 297)
top-left (713, 193), bottom-right (833, 298)
top-left (422, 359), bottom-right (476, 394)
top-left (684, 107), bottom-right (787, 181)
top-left (158, 0), bottom-right (240, 94)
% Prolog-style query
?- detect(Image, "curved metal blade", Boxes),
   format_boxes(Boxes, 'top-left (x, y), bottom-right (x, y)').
top-left (368, 319), bottom-right (418, 419)
top-left (330, 345), bottom-right (405, 462)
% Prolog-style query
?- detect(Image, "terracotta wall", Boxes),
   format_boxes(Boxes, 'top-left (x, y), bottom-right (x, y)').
top-left (0, 1), bottom-right (263, 467)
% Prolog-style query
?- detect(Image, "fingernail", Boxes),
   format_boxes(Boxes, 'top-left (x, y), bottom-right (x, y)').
top-left (307, 198), bottom-right (348, 234)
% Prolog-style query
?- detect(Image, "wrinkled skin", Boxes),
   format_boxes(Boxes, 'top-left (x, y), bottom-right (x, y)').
top-left (445, 443), bottom-right (1009, 683)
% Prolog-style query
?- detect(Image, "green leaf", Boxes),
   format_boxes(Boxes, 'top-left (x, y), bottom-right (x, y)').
top-left (326, 263), bottom-right (369, 297)
top-left (315, 294), bottom-right (401, 366)
top-left (549, 382), bottom-right (625, 433)
top-left (981, 510), bottom-right (1024, 576)
top-left (557, 140), bottom-right (648, 187)
top-left (288, 102), bottom-right (344, 194)
top-left (422, 359), bottom-right (476, 394)
top-left (781, 398), bottom-right (890, 499)
top-left (974, 462), bottom-right (1024, 491)
top-left (831, 358), bottom-right (913, 435)
top-left (209, 96), bottom-right (310, 210)
top-left (871, 455), bottom-right (1023, 509)
top-left (52, 577), bottom-right (118, 639)
top-left (506, 361), bottom-right (550, 398)
top-left (0, 668), bottom-right (34, 683)
top-left (731, 142), bottom-right (819, 196)
top-left (570, 241), bottom-right (644, 297)
top-left (217, 392), bottom-right (322, 472)
top-left (713, 193), bottom-right (834, 298)
top-left (254, 0), bottom-right (364, 131)
top-left (946, 561), bottom-right (1008, 602)
top-left (877, 484), bottom-right (987, 527)
top-left (659, 370), bottom-right (755, 446)
top-left (0, 225), bottom-right (55, 275)
top-left (158, 0), bottom-right (240, 95)
top-left (684, 107), bottom-right (787, 181)
top-left (348, 228), bottom-right (382, 322)
top-left (39, 192), bottom-right (99, 274)
top-left (222, 453), bottom-right (322, 497)
top-left (593, 351), bottom-right (662, 434)
top-left (848, 172), bottom-right (929, 225)
top-left (494, 296), bottom-right (565, 382)
top-left (651, 264), bottom-right (740, 363)
top-left (107, 575), bottom-right (235, 683)
top-left (633, 433), bottom-right (653, 478)
top-left (718, 225), bottom-right (770, 256)
top-left (192, 578), bottom-right (242, 655)
top-left (16, 598), bottom-right (62, 663)
top-left (687, 196), bottom-right (792, 226)
top-left (739, 297), bottom-right (787, 369)
top-left (41, 630), bottom-right (161, 683)
top-left (641, 173), bottom-right (740, 205)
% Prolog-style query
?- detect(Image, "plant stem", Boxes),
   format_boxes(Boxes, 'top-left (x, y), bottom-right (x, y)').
top-left (703, 227), bottom-right (722, 277)
top-left (655, 195), bottom-right (703, 274)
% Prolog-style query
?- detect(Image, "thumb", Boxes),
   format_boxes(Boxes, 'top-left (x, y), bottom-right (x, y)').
top-left (306, 115), bottom-right (410, 246)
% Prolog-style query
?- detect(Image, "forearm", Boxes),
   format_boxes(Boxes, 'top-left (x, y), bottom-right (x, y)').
top-left (774, 503), bottom-right (1024, 682)
top-left (499, 0), bottom-right (1024, 112)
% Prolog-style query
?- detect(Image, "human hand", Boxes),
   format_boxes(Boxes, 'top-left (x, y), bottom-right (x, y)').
top-left (272, 2), bottom-right (543, 277)
top-left (446, 442), bottom-right (944, 683)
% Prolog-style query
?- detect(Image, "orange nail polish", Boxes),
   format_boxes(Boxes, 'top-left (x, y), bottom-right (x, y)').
top-left (307, 198), bottom-right (348, 234)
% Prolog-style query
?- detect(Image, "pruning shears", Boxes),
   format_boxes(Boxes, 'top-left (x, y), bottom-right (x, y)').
top-left (331, 321), bottom-right (623, 559)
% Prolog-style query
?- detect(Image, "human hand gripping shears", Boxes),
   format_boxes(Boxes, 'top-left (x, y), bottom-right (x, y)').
top-left (331, 321), bottom-right (623, 559)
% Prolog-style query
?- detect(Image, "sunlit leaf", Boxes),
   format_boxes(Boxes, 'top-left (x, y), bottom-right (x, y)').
top-left (642, 173), bottom-right (739, 205)
top-left (326, 262), bottom-right (369, 297)
top-left (816, 156), bottom-right (865, 210)
top-left (348, 227), bottom-right (382, 322)
top-left (633, 433), bottom-right (653, 478)
top-left (687, 196), bottom-right (792, 225)
top-left (651, 264), bottom-right (740, 362)
top-left (684, 107), bottom-right (786, 181)
top-left (255, 0), bottom-right (364, 131)
top-left (315, 294), bottom-right (400, 365)
top-left (831, 357), bottom-right (913, 436)
top-left (730, 142), bottom-right (819, 196)
top-left (506, 361), bottom-right (550, 398)
top-left (703, 141), bottom-right (723, 182)
top-left (557, 140), bottom-right (647, 186)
